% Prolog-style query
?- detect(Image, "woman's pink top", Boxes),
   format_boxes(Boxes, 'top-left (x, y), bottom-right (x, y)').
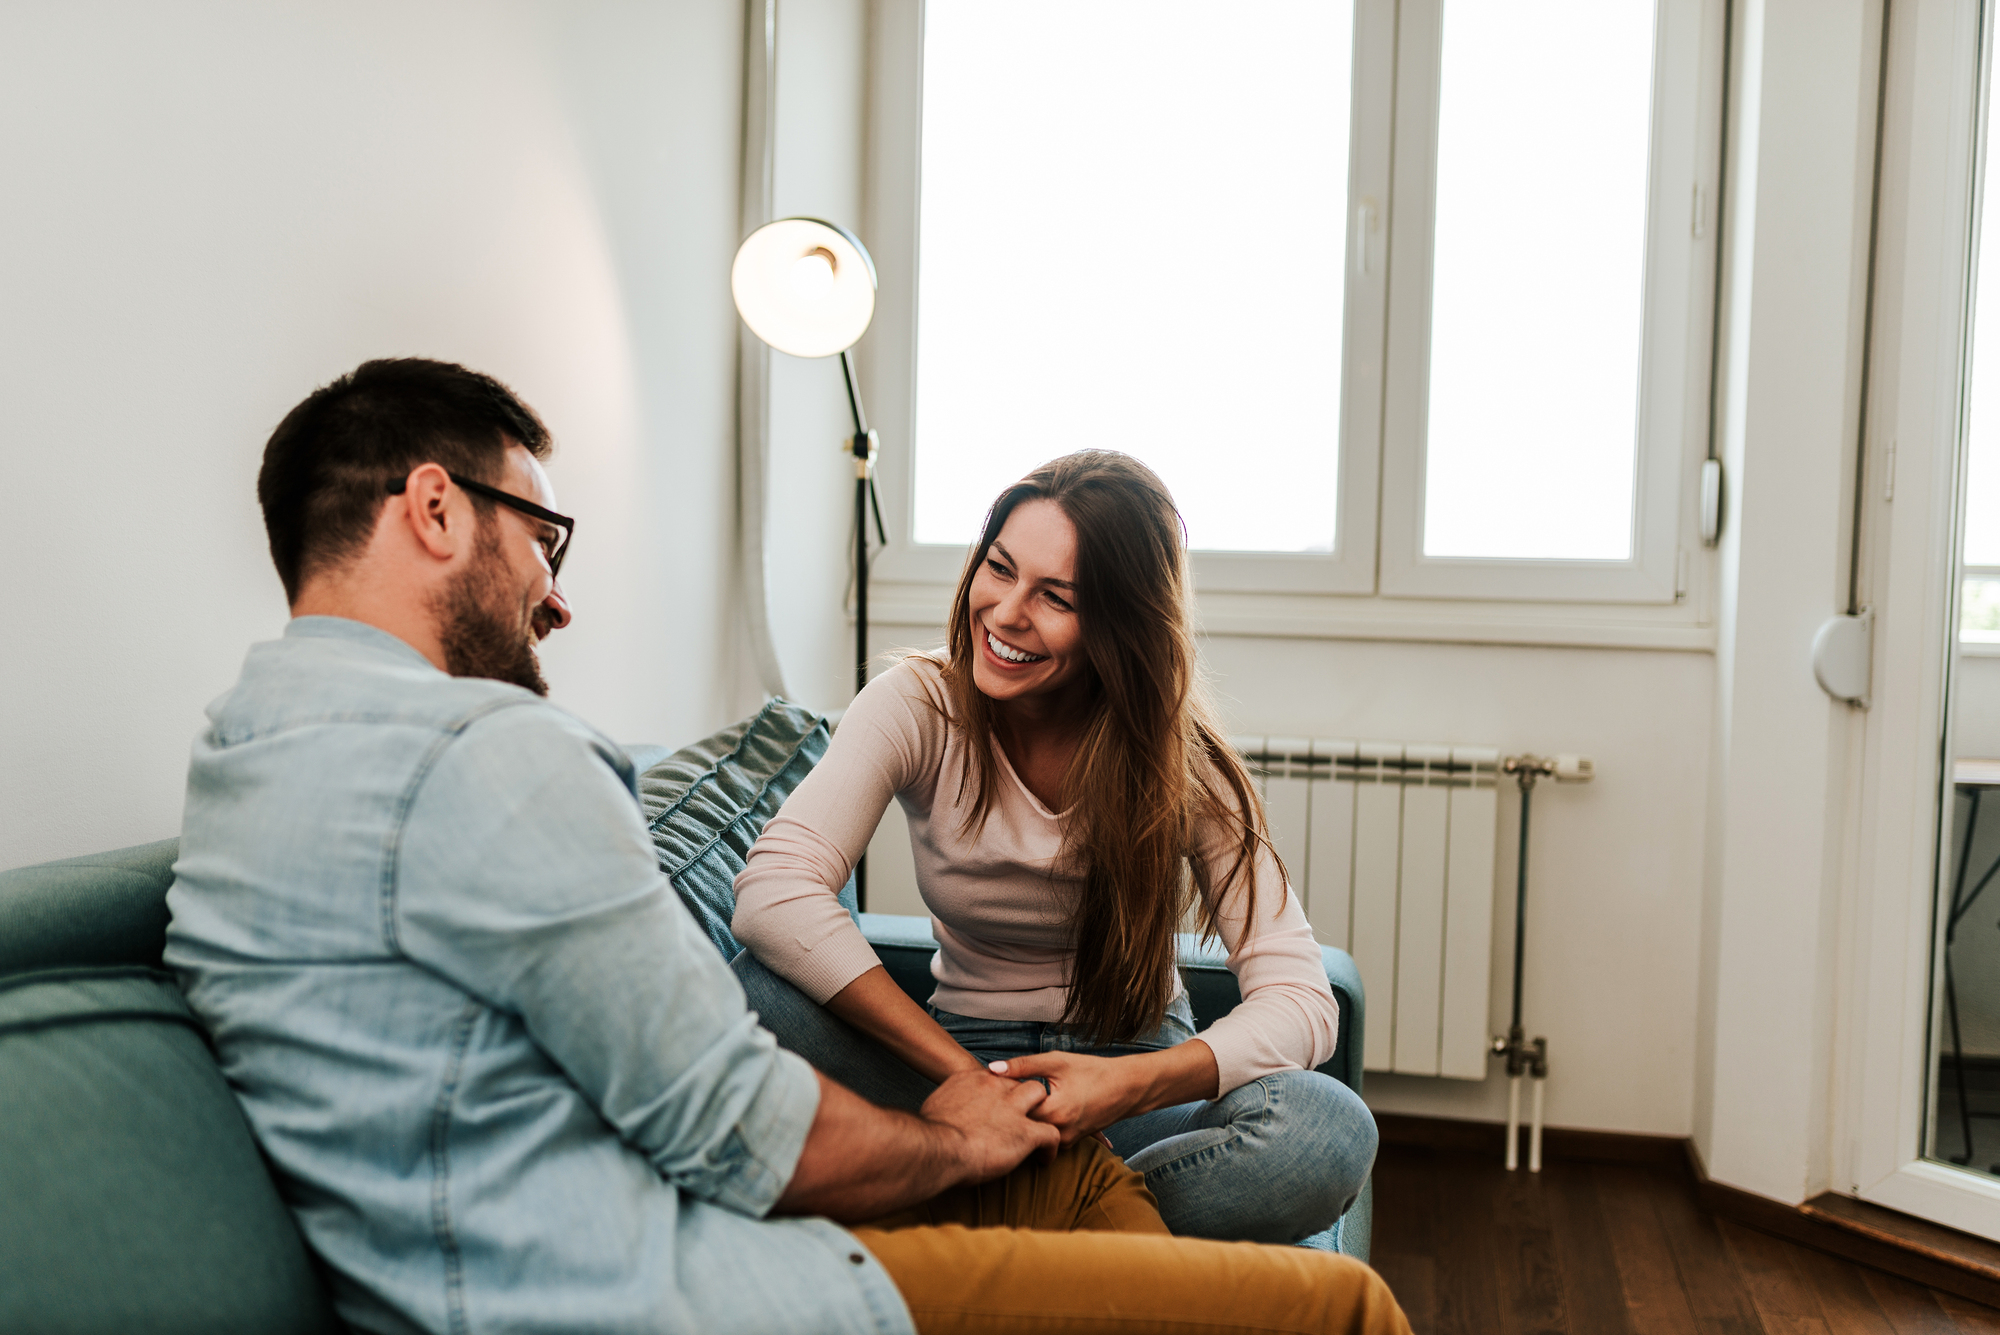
top-left (731, 658), bottom-right (1340, 1095)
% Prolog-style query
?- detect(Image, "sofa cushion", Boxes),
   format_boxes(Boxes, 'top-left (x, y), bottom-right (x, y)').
top-left (0, 839), bottom-right (179, 977)
top-left (636, 698), bottom-right (855, 961)
top-left (0, 966), bottom-right (341, 1333)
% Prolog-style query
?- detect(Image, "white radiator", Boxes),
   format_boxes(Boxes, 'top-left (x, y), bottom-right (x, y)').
top-left (1231, 737), bottom-right (1500, 1081)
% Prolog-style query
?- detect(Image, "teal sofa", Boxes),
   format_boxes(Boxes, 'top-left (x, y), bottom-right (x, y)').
top-left (0, 711), bottom-right (1369, 1334)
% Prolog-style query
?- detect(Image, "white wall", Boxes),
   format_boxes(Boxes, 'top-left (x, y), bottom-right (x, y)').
top-left (3, 0), bottom-right (747, 871)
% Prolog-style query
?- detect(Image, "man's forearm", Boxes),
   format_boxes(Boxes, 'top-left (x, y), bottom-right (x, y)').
top-left (772, 1074), bottom-right (967, 1222)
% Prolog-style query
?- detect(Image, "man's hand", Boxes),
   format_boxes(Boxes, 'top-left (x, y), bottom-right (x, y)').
top-left (774, 1069), bottom-right (1060, 1222)
top-left (991, 1039), bottom-right (1221, 1146)
top-left (985, 1052), bottom-right (1144, 1145)
top-left (920, 1068), bottom-right (1062, 1175)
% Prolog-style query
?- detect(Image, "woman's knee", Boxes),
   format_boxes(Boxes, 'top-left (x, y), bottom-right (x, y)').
top-left (1304, 1073), bottom-right (1377, 1163)
top-left (1256, 1070), bottom-right (1378, 1215)
top-left (1136, 1073), bottom-right (1375, 1244)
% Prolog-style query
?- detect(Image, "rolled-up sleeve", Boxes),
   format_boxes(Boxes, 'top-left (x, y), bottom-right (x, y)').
top-left (393, 704), bottom-right (819, 1218)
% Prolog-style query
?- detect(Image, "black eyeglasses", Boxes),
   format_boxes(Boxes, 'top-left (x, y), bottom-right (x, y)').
top-left (388, 471), bottom-right (574, 578)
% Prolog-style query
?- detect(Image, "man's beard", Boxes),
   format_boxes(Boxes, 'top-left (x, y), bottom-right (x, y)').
top-left (433, 528), bottom-right (549, 697)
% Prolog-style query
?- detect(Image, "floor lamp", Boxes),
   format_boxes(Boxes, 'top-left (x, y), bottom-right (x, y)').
top-left (731, 217), bottom-right (887, 904)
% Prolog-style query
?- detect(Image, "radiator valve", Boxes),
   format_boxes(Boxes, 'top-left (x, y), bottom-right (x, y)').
top-left (1491, 1027), bottom-right (1547, 1079)
top-left (1502, 753), bottom-right (1595, 788)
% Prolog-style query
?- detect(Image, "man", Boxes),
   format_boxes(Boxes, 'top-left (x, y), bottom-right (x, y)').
top-left (165, 358), bottom-right (1410, 1335)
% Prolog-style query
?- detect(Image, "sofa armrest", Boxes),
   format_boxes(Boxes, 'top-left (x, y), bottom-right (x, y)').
top-left (1173, 933), bottom-right (1366, 1096)
top-left (856, 913), bottom-right (1367, 1097)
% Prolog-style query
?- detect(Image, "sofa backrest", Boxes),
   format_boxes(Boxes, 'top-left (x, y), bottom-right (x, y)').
top-left (0, 837), bottom-right (179, 976)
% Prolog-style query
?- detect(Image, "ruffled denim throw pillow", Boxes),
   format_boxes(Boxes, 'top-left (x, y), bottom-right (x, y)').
top-left (635, 699), bottom-right (858, 962)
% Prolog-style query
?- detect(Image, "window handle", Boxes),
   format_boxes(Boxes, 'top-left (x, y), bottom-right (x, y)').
top-left (1353, 198), bottom-right (1381, 277)
top-left (1352, 197), bottom-right (1384, 275)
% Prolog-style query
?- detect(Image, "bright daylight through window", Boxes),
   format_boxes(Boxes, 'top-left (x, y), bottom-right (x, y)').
top-left (910, 0), bottom-right (1681, 596)
top-left (1964, 90), bottom-right (2000, 643)
top-left (912, 0), bottom-right (1353, 553)
top-left (1421, 0), bottom-right (1656, 561)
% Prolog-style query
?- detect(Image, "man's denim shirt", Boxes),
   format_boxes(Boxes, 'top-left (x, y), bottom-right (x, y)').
top-left (165, 618), bottom-right (915, 1335)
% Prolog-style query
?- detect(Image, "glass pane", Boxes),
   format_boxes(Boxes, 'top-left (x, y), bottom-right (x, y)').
top-left (913, 0), bottom-right (1354, 552)
top-left (1933, 71), bottom-right (2000, 1176)
top-left (1421, 0), bottom-right (1657, 561)
top-left (1965, 577), bottom-right (2000, 645)
top-left (1965, 129), bottom-right (2000, 569)
top-left (1933, 771), bottom-right (2000, 1171)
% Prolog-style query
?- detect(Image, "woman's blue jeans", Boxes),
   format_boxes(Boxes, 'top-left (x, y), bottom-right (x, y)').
top-left (730, 952), bottom-right (1378, 1245)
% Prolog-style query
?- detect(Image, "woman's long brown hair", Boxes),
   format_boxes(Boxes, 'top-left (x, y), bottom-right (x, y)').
top-left (926, 450), bottom-right (1280, 1044)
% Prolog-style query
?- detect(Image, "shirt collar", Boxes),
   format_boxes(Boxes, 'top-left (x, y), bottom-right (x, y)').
top-left (284, 616), bottom-right (441, 673)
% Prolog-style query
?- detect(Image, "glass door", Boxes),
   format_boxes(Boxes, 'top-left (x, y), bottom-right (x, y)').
top-left (1930, 7), bottom-right (2000, 1173)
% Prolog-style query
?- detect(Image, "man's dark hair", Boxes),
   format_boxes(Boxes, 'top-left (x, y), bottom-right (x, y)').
top-left (257, 358), bottom-right (553, 603)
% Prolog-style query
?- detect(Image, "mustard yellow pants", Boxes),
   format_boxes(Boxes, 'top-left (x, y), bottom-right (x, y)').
top-left (852, 1141), bottom-right (1412, 1335)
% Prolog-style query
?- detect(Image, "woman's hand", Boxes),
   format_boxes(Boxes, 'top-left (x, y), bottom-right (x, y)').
top-left (984, 1052), bottom-right (1143, 1144)
top-left (988, 1039), bottom-right (1219, 1146)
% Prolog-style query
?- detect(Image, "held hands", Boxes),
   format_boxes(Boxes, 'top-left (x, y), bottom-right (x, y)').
top-left (984, 1051), bottom-right (1143, 1146)
top-left (919, 1067), bottom-right (1062, 1181)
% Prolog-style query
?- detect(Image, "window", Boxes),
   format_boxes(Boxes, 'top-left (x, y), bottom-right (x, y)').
top-left (912, 0), bottom-right (1356, 559)
top-left (1419, 1), bottom-right (1654, 562)
top-left (867, 0), bottom-right (1723, 610)
top-left (1963, 82), bottom-right (2000, 648)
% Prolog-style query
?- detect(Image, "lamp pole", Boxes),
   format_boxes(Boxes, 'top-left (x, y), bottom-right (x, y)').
top-left (727, 216), bottom-right (883, 907)
top-left (839, 350), bottom-right (877, 695)
top-left (838, 348), bottom-right (885, 907)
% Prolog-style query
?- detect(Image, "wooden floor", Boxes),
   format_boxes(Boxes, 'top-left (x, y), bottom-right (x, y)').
top-left (1371, 1142), bottom-right (2000, 1334)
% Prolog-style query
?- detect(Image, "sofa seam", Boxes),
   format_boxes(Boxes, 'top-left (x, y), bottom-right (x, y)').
top-left (0, 963), bottom-right (177, 997)
top-left (0, 1008), bottom-right (210, 1042)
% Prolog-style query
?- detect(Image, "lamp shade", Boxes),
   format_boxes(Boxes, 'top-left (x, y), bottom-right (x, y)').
top-left (731, 217), bottom-right (878, 358)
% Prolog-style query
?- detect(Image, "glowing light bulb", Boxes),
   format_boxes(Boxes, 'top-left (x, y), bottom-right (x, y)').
top-left (788, 249), bottom-right (836, 302)
top-left (732, 219), bottom-right (876, 357)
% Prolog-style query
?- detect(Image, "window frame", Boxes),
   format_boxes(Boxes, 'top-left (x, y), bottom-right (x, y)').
top-left (860, 0), bottom-right (1728, 631)
top-left (1378, 0), bottom-right (1716, 604)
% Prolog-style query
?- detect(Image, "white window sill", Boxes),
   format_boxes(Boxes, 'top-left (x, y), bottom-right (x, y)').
top-left (863, 580), bottom-right (1717, 654)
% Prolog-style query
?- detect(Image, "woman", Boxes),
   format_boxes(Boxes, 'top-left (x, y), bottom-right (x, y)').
top-left (731, 451), bottom-right (1377, 1244)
